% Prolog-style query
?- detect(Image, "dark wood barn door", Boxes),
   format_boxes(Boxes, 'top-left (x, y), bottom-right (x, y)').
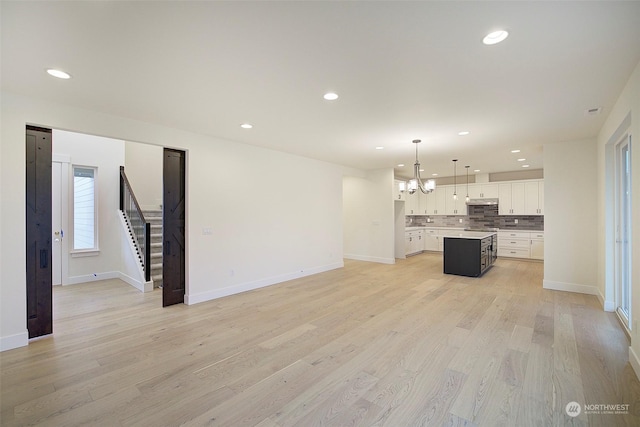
top-left (25, 126), bottom-right (53, 338)
top-left (162, 148), bottom-right (186, 306)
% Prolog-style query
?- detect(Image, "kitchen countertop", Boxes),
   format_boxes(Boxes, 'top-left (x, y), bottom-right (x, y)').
top-left (405, 226), bottom-right (464, 231)
top-left (440, 231), bottom-right (497, 240)
top-left (405, 226), bottom-right (542, 233)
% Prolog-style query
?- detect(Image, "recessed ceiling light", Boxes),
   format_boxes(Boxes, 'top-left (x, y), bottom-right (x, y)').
top-left (397, 164), bottom-right (405, 167)
top-left (517, 158), bottom-right (526, 162)
top-left (458, 131), bottom-right (470, 136)
top-left (240, 123), bottom-right (253, 129)
top-left (419, 169), bottom-right (425, 172)
top-left (375, 146), bottom-right (384, 150)
top-left (432, 173), bottom-right (438, 176)
top-left (474, 169), bottom-right (481, 172)
top-left (511, 149), bottom-right (520, 153)
top-left (522, 164), bottom-right (530, 168)
top-left (323, 92), bottom-right (339, 101)
top-left (46, 69), bottom-right (71, 79)
top-left (483, 30), bottom-right (509, 45)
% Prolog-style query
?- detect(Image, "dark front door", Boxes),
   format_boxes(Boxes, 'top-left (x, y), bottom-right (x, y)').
top-left (163, 148), bottom-right (186, 306)
top-left (25, 126), bottom-right (53, 338)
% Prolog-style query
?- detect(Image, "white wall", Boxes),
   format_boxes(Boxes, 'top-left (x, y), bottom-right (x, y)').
top-left (53, 130), bottom-right (125, 283)
top-left (124, 141), bottom-right (163, 210)
top-left (543, 139), bottom-right (598, 295)
top-left (0, 92), bottom-right (345, 351)
top-left (596, 60), bottom-right (640, 374)
top-left (343, 169), bottom-right (395, 264)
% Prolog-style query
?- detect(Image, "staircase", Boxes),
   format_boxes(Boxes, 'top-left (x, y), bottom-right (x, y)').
top-left (144, 209), bottom-right (164, 288)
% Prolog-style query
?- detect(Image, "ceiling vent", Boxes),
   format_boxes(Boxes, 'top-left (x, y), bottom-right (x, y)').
top-left (585, 107), bottom-right (602, 116)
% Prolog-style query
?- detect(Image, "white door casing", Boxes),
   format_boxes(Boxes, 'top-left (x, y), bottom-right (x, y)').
top-left (52, 155), bottom-right (70, 286)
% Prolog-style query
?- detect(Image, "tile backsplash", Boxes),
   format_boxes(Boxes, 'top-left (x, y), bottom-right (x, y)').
top-left (407, 215), bottom-right (469, 228)
top-left (406, 204), bottom-right (544, 231)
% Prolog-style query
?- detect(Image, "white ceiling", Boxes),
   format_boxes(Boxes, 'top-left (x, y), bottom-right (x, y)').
top-left (2, 1), bottom-right (640, 177)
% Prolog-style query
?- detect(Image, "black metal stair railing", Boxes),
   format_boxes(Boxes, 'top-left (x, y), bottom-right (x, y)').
top-left (119, 166), bottom-right (151, 282)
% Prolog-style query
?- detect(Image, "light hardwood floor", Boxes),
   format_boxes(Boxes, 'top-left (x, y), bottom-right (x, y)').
top-left (2, 254), bottom-right (639, 426)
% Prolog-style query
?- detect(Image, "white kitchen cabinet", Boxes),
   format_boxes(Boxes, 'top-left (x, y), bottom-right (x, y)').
top-left (530, 232), bottom-right (544, 259)
top-left (480, 183), bottom-right (499, 199)
top-left (467, 184), bottom-right (481, 199)
top-left (468, 183), bottom-right (498, 199)
top-left (426, 187), bottom-right (446, 215)
top-left (444, 186), bottom-right (465, 215)
top-left (423, 229), bottom-right (439, 251)
top-left (524, 180), bottom-right (544, 215)
top-left (498, 183), bottom-right (511, 215)
top-left (498, 230), bottom-right (530, 258)
top-left (405, 191), bottom-right (419, 215)
top-left (405, 233), bottom-right (413, 255)
top-left (394, 179), bottom-right (406, 201)
top-left (405, 230), bottom-right (424, 256)
top-left (511, 182), bottom-right (526, 214)
top-left (499, 182), bottom-right (525, 215)
top-left (497, 230), bottom-right (544, 259)
top-left (418, 192), bottom-right (429, 215)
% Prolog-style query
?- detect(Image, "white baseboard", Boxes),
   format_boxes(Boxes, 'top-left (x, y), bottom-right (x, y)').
top-left (0, 331), bottom-right (29, 352)
top-left (343, 254), bottom-right (396, 264)
top-left (65, 271), bottom-right (120, 285)
top-left (630, 346), bottom-right (640, 380)
top-left (119, 272), bottom-right (154, 293)
top-left (185, 261), bottom-right (344, 305)
top-left (599, 290), bottom-right (615, 312)
top-left (543, 279), bottom-right (600, 296)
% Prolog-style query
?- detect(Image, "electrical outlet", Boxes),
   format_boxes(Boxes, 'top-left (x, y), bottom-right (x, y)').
top-left (514, 219), bottom-right (518, 224)
top-left (459, 218), bottom-right (463, 223)
top-left (203, 227), bottom-right (213, 235)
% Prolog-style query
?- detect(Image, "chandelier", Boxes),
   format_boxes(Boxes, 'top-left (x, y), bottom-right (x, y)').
top-left (406, 139), bottom-right (435, 194)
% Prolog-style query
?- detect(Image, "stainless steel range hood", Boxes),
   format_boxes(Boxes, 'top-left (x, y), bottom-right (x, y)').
top-left (466, 198), bottom-right (499, 206)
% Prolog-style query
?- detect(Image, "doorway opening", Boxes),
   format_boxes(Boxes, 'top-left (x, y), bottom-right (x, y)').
top-left (26, 127), bottom-right (187, 339)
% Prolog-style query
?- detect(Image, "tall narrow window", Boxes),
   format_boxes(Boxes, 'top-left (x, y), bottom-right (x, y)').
top-left (73, 166), bottom-right (97, 251)
top-left (615, 134), bottom-right (632, 326)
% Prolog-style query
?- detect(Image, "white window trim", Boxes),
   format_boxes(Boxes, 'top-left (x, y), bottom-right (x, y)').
top-left (71, 165), bottom-right (99, 253)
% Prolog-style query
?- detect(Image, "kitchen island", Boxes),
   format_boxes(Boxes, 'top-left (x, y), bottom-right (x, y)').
top-left (442, 231), bottom-right (497, 277)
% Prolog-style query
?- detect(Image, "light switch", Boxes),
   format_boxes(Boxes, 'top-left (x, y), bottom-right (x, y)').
top-left (202, 227), bottom-right (213, 235)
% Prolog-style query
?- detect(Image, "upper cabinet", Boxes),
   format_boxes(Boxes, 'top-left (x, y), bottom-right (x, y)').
top-left (499, 182), bottom-right (525, 215)
top-left (524, 181), bottom-right (544, 215)
top-left (426, 187), bottom-right (446, 215)
top-left (444, 186), bottom-right (465, 215)
top-left (405, 190), bottom-right (422, 215)
top-left (402, 179), bottom-right (543, 217)
top-left (498, 180), bottom-right (543, 215)
top-left (467, 183), bottom-right (498, 199)
top-left (393, 180), bottom-right (406, 201)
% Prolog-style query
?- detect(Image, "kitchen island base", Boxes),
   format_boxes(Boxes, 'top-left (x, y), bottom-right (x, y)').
top-left (443, 233), bottom-right (497, 277)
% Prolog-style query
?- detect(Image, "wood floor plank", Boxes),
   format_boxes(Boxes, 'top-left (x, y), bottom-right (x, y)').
top-left (508, 324), bottom-right (534, 353)
top-left (294, 370), bottom-right (379, 426)
top-left (1, 254), bottom-right (639, 426)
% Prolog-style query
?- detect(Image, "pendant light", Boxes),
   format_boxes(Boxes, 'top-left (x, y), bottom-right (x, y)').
top-left (465, 165), bottom-right (470, 202)
top-left (452, 159), bottom-right (458, 200)
top-left (405, 139), bottom-right (436, 194)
